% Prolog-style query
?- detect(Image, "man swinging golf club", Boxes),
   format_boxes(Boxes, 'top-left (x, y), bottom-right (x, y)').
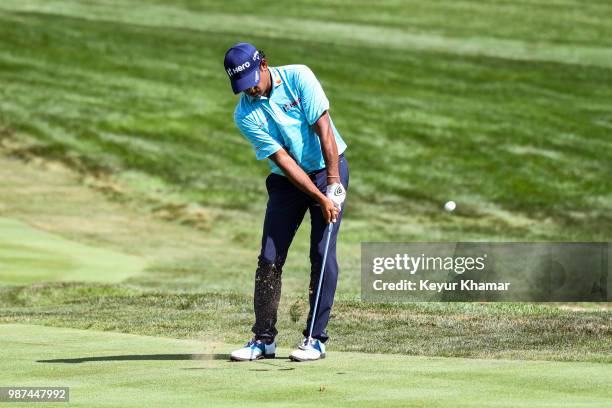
top-left (224, 43), bottom-right (349, 362)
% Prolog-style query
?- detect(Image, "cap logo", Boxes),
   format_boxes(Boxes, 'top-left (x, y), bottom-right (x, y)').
top-left (226, 61), bottom-right (251, 78)
top-left (252, 51), bottom-right (259, 61)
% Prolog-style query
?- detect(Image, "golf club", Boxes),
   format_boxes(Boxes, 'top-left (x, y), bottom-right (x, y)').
top-left (308, 222), bottom-right (334, 339)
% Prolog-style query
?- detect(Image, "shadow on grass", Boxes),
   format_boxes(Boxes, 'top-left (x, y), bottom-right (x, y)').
top-left (37, 353), bottom-right (231, 363)
top-left (37, 354), bottom-right (294, 365)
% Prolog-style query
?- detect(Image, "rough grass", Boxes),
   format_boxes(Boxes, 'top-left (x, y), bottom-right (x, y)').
top-left (1, 282), bottom-right (610, 363)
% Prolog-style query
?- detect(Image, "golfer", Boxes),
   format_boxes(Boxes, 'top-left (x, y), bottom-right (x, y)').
top-left (224, 43), bottom-right (349, 362)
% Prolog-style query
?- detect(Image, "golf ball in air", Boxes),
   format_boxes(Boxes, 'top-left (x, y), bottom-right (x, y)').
top-left (444, 201), bottom-right (456, 212)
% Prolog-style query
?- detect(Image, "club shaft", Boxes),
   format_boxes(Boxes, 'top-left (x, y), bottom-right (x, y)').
top-left (308, 222), bottom-right (334, 339)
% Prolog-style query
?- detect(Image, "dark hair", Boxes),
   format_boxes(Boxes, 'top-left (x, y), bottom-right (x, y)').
top-left (258, 49), bottom-right (266, 61)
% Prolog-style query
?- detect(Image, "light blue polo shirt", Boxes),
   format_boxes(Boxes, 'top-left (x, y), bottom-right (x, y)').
top-left (233, 65), bottom-right (347, 176)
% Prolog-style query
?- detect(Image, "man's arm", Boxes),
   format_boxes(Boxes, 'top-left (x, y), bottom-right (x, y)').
top-left (269, 149), bottom-right (339, 223)
top-left (312, 111), bottom-right (339, 182)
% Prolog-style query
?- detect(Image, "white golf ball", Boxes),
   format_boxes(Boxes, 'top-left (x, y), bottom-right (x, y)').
top-left (444, 201), bottom-right (456, 212)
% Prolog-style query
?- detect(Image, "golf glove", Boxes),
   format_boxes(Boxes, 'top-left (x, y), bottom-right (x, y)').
top-left (326, 182), bottom-right (346, 210)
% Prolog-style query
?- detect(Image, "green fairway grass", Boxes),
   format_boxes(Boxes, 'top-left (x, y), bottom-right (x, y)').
top-left (0, 217), bottom-right (144, 284)
top-left (1, 323), bottom-right (611, 408)
top-left (0, 1), bottom-right (611, 406)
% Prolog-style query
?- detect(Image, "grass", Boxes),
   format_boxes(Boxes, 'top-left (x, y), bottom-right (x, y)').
top-left (1, 282), bottom-right (610, 362)
top-left (1, 0), bottom-right (611, 242)
top-left (1, 153), bottom-right (610, 364)
top-left (0, 217), bottom-right (144, 284)
top-left (1, 324), bottom-right (611, 408)
top-left (0, 1), bottom-right (611, 405)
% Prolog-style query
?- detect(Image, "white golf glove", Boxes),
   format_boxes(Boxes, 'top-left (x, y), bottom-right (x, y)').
top-left (326, 182), bottom-right (346, 211)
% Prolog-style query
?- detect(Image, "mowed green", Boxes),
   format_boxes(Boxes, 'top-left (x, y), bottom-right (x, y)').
top-left (1, 323), bottom-right (610, 408)
top-left (0, 1), bottom-right (611, 406)
top-left (0, 217), bottom-right (144, 284)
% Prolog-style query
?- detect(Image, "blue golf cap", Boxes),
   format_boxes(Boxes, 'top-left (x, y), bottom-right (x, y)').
top-left (224, 42), bottom-right (262, 94)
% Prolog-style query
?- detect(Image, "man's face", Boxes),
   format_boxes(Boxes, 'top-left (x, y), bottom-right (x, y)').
top-left (243, 62), bottom-right (269, 98)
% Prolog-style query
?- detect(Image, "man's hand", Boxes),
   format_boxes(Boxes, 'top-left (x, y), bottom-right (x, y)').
top-left (326, 182), bottom-right (346, 211)
top-left (318, 196), bottom-right (340, 224)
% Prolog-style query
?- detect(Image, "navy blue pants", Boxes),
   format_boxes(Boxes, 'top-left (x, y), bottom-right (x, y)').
top-left (252, 154), bottom-right (349, 344)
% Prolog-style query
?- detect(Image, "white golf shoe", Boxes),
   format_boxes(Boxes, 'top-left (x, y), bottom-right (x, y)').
top-left (289, 337), bottom-right (326, 362)
top-left (230, 338), bottom-right (276, 361)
